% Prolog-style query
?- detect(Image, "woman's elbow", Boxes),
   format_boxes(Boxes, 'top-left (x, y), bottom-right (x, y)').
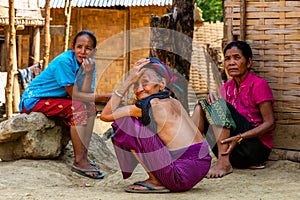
top-left (99, 114), bottom-right (113, 122)
top-left (266, 118), bottom-right (276, 131)
top-left (270, 120), bottom-right (276, 130)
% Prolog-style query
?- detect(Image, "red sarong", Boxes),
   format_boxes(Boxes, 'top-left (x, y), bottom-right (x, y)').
top-left (22, 98), bottom-right (97, 126)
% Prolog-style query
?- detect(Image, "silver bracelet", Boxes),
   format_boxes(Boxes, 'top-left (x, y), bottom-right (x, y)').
top-left (114, 90), bottom-right (124, 98)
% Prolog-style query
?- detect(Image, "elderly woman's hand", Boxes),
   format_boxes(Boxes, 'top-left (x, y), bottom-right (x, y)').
top-left (133, 58), bottom-right (150, 70)
top-left (125, 58), bottom-right (150, 84)
top-left (206, 92), bottom-right (219, 105)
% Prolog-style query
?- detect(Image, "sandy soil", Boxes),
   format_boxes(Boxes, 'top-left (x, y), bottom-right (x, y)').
top-left (0, 120), bottom-right (299, 200)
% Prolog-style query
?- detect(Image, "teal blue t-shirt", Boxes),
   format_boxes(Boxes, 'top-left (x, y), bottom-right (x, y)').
top-left (19, 50), bottom-right (96, 112)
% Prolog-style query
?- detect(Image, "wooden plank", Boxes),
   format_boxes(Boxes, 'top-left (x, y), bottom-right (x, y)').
top-left (275, 112), bottom-right (300, 119)
top-left (256, 49), bottom-right (298, 55)
top-left (286, 1), bottom-right (300, 7)
top-left (247, 12), bottom-right (282, 18)
top-left (285, 34), bottom-right (300, 40)
top-left (247, 2), bottom-right (300, 10)
top-left (247, 35), bottom-right (285, 40)
top-left (273, 95), bottom-right (300, 102)
top-left (275, 103), bottom-right (300, 110)
top-left (276, 110), bottom-right (300, 118)
top-left (247, 2), bottom-right (283, 8)
top-left (284, 67), bottom-right (300, 72)
top-left (269, 149), bottom-right (300, 162)
top-left (273, 124), bottom-right (300, 150)
top-left (240, 0), bottom-right (246, 41)
top-left (247, 25), bottom-right (297, 31)
top-left (223, 1), bottom-right (240, 7)
top-left (275, 111), bottom-right (300, 118)
top-left (238, 19), bottom-right (300, 26)
top-left (282, 90), bottom-right (300, 96)
top-left (264, 18), bottom-right (300, 25)
top-left (0, 6), bottom-right (8, 16)
top-left (15, 9), bottom-right (42, 18)
top-left (286, 12), bottom-right (300, 18)
top-left (269, 83), bottom-right (299, 90)
top-left (276, 120), bottom-right (300, 125)
top-left (263, 62), bottom-right (300, 67)
top-left (0, 72), bottom-right (7, 103)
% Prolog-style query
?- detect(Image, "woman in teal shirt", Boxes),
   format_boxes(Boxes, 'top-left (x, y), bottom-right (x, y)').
top-left (20, 30), bottom-right (110, 179)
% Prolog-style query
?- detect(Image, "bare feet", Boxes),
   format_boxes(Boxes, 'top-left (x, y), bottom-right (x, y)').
top-left (206, 159), bottom-right (233, 178)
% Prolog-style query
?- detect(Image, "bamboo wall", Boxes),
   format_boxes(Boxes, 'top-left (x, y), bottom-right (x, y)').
top-left (43, 6), bottom-right (167, 95)
top-left (190, 22), bottom-right (224, 97)
top-left (224, 0), bottom-right (300, 151)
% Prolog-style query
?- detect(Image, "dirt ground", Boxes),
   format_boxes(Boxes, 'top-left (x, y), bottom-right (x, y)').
top-left (0, 120), bottom-right (299, 200)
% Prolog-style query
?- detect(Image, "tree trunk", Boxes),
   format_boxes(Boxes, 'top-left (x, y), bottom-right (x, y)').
top-left (150, 13), bottom-right (175, 68)
top-left (43, 0), bottom-right (51, 69)
top-left (5, 0), bottom-right (16, 119)
top-left (150, 0), bottom-right (194, 112)
top-left (64, 0), bottom-right (72, 51)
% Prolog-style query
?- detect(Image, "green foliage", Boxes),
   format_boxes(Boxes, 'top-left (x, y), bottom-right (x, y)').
top-left (196, 0), bottom-right (223, 22)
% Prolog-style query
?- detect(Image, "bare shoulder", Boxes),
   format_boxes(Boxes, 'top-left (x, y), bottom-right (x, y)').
top-left (150, 97), bottom-right (181, 112)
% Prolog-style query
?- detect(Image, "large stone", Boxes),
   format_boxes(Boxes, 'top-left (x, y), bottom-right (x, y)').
top-left (0, 112), bottom-right (70, 161)
top-left (0, 112), bottom-right (119, 172)
top-left (62, 132), bottom-right (119, 172)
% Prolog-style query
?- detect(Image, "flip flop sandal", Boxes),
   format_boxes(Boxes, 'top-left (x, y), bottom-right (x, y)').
top-left (71, 167), bottom-right (105, 179)
top-left (124, 181), bottom-right (170, 193)
top-left (89, 160), bottom-right (97, 167)
top-left (249, 164), bottom-right (265, 170)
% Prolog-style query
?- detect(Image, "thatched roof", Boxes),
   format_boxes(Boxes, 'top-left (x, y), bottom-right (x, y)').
top-left (39, 0), bottom-right (172, 8)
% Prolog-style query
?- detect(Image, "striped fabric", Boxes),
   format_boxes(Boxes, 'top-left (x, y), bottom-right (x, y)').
top-left (39, 0), bottom-right (172, 8)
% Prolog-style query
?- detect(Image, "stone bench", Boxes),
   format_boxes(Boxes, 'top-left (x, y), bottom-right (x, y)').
top-left (0, 112), bottom-right (70, 161)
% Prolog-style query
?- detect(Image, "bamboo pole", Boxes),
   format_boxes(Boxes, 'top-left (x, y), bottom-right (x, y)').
top-left (240, 0), bottom-right (247, 41)
top-left (43, 0), bottom-right (51, 69)
top-left (33, 26), bottom-right (40, 64)
top-left (64, 0), bottom-right (72, 51)
top-left (5, 0), bottom-right (16, 119)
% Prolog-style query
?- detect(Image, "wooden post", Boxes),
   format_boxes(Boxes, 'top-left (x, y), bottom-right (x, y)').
top-left (43, 0), bottom-right (51, 69)
top-left (2, 27), bottom-right (9, 72)
top-left (64, 0), bottom-right (72, 51)
top-left (240, 0), bottom-right (247, 41)
top-left (150, 13), bottom-right (175, 67)
top-left (30, 26), bottom-right (40, 65)
top-left (5, 0), bottom-right (16, 119)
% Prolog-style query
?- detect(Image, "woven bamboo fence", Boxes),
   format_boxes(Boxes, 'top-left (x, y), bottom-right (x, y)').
top-left (224, 0), bottom-right (300, 152)
top-left (45, 6), bottom-right (167, 95)
top-left (190, 22), bottom-right (224, 99)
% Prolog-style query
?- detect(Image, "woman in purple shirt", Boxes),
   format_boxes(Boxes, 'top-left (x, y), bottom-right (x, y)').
top-left (192, 41), bottom-right (275, 178)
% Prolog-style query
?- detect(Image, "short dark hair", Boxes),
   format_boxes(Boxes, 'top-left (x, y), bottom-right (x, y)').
top-left (224, 41), bottom-right (253, 61)
top-left (72, 30), bottom-right (97, 48)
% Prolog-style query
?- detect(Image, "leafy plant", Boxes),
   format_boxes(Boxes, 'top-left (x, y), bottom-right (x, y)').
top-left (196, 0), bottom-right (223, 22)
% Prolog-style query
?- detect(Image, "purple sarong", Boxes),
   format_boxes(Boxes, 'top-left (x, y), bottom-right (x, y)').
top-left (111, 117), bottom-right (212, 192)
